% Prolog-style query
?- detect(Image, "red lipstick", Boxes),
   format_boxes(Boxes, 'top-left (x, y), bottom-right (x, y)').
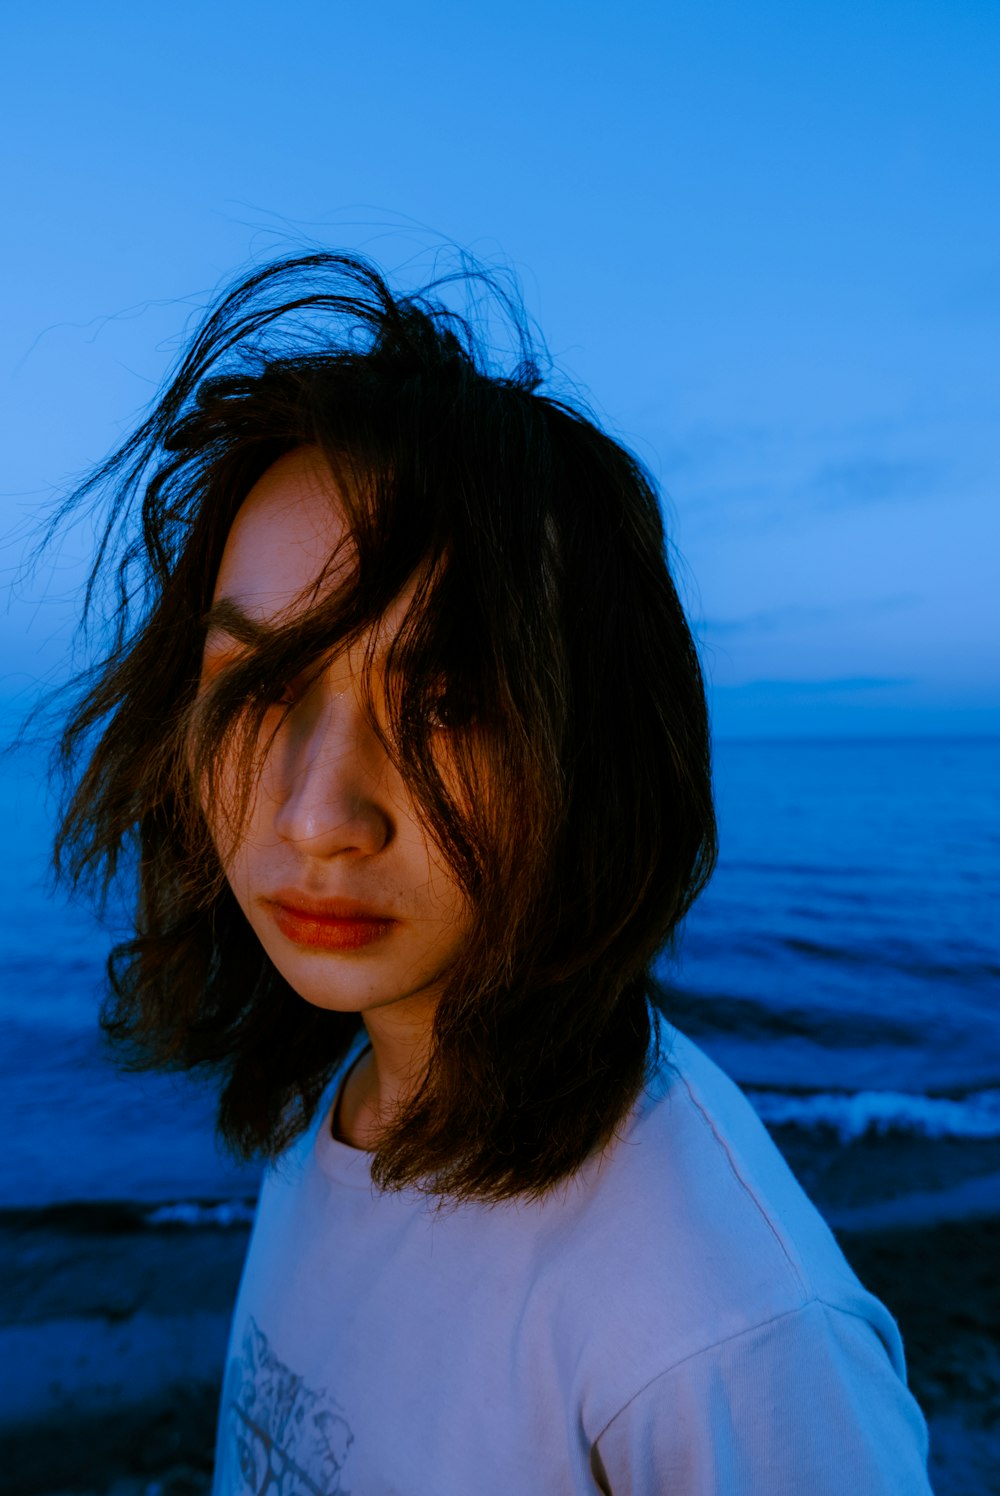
top-left (265, 892), bottom-right (396, 951)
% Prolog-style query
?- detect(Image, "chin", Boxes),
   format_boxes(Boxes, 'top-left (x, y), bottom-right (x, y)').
top-left (276, 965), bottom-right (419, 1015)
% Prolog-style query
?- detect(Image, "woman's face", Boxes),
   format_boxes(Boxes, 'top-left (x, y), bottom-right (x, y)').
top-left (195, 445), bottom-right (472, 1024)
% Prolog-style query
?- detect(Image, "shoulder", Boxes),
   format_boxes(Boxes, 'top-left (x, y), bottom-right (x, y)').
top-left (579, 1014), bottom-right (861, 1312)
top-left (539, 1012), bottom-right (905, 1425)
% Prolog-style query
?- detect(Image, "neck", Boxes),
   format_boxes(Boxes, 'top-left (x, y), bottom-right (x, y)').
top-left (336, 995), bottom-right (437, 1148)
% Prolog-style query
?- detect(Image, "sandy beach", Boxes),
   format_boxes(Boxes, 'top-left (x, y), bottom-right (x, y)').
top-left (1, 1185), bottom-right (997, 1496)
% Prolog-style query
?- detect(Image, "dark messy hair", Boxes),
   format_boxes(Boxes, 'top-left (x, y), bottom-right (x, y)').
top-left (19, 251), bottom-right (716, 1212)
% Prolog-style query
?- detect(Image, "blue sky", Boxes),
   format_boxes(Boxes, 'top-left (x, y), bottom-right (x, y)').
top-left (1, 0), bottom-right (997, 738)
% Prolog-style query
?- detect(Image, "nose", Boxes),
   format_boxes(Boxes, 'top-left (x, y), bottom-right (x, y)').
top-left (269, 677), bottom-right (393, 859)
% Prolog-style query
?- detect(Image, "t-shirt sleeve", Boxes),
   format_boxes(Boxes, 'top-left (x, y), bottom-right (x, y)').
top-left (590, 1298), bottom-right (933, 1495)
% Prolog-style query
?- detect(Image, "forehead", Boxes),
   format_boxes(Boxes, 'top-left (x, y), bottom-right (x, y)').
top-left (211, 445), bottom-right (352, 623)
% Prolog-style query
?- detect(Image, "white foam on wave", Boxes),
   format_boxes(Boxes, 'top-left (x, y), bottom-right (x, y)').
top-left (747, 1086), bottom-right (1000, 1144)
top-left (143, 1199), bottom-right (257, 1228)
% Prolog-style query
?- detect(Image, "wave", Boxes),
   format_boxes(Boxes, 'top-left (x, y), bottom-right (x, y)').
top-left (747, 1086), bottom-right (1000, 1144)
top-left (776, 937), bottom-right (1000, 983)
top-left (143, 1199), bottom-right (257, 1228)
top-left (0, 1197), bottom-right (258, 1234)
top-left (658, 987), bottom-right (921, 1046)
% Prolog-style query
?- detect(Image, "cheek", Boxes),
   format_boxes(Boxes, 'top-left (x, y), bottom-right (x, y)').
top-left (421, 837), bottom-right (471, 925)
top-left (190, 717), bottom-right (273, 862)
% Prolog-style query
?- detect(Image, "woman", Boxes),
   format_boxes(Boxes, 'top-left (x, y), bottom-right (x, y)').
top-left (37, 251), bottom-right (932, 1492)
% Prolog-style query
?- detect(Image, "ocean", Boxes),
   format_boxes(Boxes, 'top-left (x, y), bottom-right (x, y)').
top-left (1, 723), bottom-right (998, 1220)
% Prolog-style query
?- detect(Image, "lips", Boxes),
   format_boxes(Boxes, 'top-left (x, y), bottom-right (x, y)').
top-left (266, 890), bottom-right (394, 921)
top-left (264, 890), bottom-right (397, 951)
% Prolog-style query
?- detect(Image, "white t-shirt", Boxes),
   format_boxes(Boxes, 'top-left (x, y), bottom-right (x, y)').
top-left (211, 1008), bottom-right (932, 1494)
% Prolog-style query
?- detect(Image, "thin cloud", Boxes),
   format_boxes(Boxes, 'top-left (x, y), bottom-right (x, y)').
top-left (720, 677), bottom-right (914, 695)
top-left (810, 457), bottom-right (946, 509)
top-left (696, 595), bottom-right (919, 638)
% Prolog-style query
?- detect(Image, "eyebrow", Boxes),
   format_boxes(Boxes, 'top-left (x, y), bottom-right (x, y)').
top-left (200, 596), bottom-right (402, 668)
top-left (201, 598), bottom-right (280, 648)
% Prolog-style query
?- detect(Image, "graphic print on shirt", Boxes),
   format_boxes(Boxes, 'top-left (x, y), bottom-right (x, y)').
top-left (218, 1314), bottom-right (355, 1495)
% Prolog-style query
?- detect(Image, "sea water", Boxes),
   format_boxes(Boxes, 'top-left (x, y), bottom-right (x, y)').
top-left (1, 718), bottom-right (997, 1213)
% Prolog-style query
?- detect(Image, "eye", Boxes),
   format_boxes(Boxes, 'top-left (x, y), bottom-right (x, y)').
top-left (265, 681), bottom-right (299, 709)
top-left (427, 683), bottom-right (474, 730)
top-left (264, 665), bottom-right (322, 711)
